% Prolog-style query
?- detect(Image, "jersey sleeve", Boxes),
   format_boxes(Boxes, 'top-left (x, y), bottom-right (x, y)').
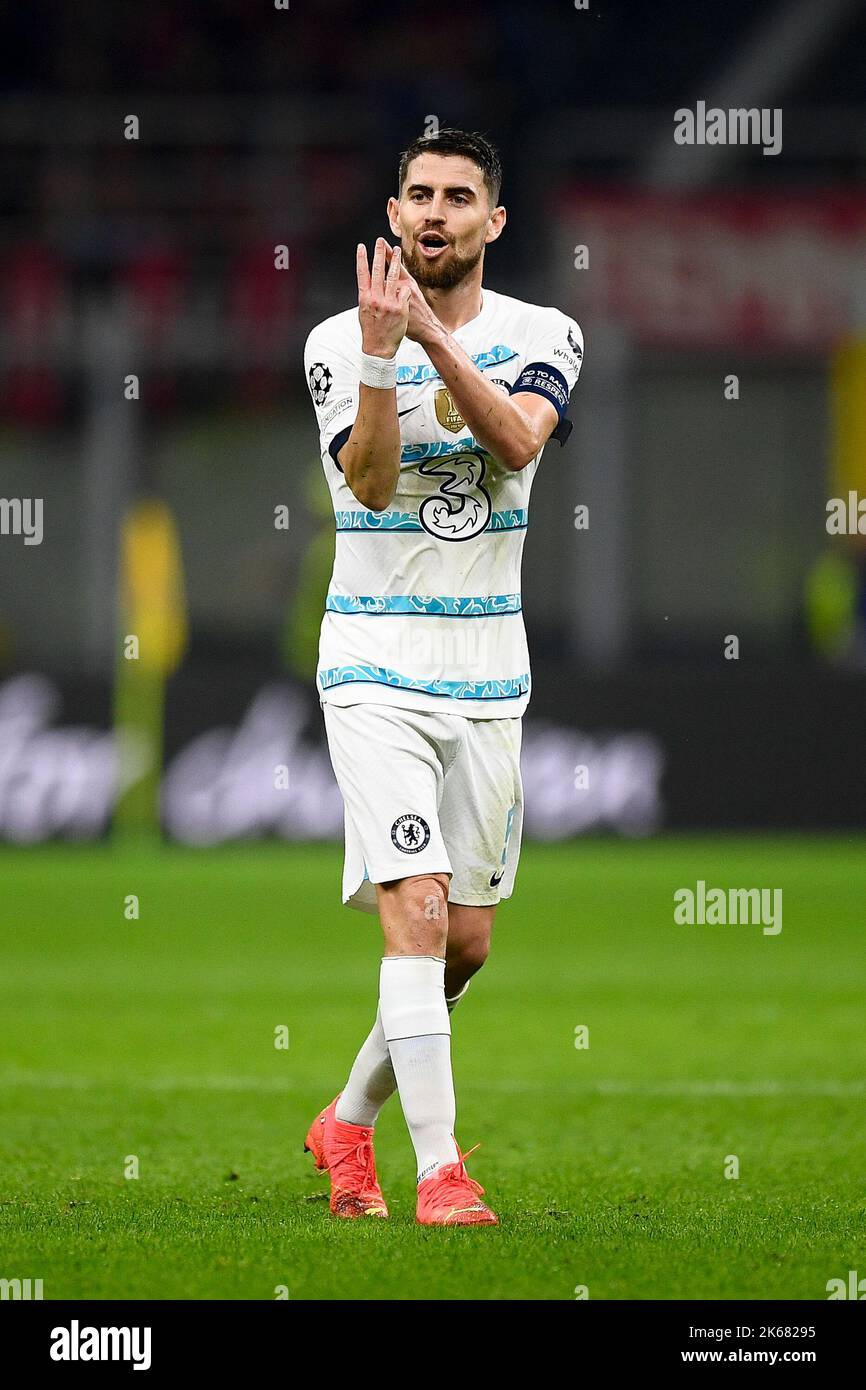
top-left (303, 322), bottom-right (361, 472)
top-left (510, 307), bottom-right (584, 446)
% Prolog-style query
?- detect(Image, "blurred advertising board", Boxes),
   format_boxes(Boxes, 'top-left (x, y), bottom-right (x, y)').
top-left (556, 188), bottom-right (866, 348)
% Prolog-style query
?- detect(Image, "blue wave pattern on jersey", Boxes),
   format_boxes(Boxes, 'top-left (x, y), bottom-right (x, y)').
top-left (400, 437), bottom-right (489, 461)
top-left (334, 508), bottom-right (528, 531)
top-left (325, 594), bottom-right (522, 616)
top-left (318, 663), bottom-right (530, 700)
top-left (396, 345), bottom-right (518, 385)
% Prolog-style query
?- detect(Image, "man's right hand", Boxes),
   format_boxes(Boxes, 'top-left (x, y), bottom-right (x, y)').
top-left (357, 237), bottom-right (410, 359)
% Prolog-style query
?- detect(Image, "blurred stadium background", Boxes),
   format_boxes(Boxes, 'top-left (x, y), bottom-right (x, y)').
top-left (1, 0), bottom-right (865, 843)
top-left (1, 0), bottom-right (865, 1302)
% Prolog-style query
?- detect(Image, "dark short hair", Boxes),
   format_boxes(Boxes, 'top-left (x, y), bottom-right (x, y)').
top-left (397, 129), bottom-right (502, 208)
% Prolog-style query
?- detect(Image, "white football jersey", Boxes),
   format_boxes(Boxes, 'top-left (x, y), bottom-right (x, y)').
top-left (303, 287), bottom-right (583, 719)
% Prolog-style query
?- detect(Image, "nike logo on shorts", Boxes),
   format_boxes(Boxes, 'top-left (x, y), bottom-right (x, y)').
top-left (489, 870), bottom-right (504, 887)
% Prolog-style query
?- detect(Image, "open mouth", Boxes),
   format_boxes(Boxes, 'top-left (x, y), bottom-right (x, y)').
top-left (417, 232), bottom-right (450, 259)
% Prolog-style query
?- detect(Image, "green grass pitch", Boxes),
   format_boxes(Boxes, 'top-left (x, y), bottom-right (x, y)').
top-left (1, 836), bottom-right (864, 1301)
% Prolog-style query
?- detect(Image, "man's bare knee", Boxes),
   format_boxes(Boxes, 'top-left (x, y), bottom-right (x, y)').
top-left (394, 873), bottom-right (449, 930)
top-left (380, 871), bottom-right (449, 904)
top-left (448, 936), bottom-right (490, 978)
top-left (408, 870), bottom-right (449, 905)
top-left (378, 873), bottom-right (450, 954)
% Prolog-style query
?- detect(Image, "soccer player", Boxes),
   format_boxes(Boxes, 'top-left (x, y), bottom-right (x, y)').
top-left (302, 129), bottom-right (583, 1225)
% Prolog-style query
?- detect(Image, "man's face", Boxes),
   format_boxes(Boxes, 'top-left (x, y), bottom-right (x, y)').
top-left (388, 153), bottom-right (504, 290)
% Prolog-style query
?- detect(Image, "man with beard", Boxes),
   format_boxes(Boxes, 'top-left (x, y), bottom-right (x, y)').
top-left (302, 129), bottom-right (583, 1225)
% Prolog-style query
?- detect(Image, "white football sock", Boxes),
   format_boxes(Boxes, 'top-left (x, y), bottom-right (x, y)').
top-left (379, 955), bottom-right (459, 1183)
top-left (335, 973), bottom-right (472, 1128)
top-left (335, 1006), bottom-right (395, 1128)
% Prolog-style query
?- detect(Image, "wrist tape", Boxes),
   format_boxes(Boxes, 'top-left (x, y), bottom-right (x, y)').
top-left (360, 350), bottom-right (397, 389)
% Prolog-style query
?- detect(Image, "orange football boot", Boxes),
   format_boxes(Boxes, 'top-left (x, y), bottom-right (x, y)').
top-left (303, 1095), bottom-right (389, 1218)
top-left (416, 1143), bottom-right (498, 1226)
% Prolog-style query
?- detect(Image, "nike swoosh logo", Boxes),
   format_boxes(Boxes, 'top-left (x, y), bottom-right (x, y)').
top-left (489, 870), bottom-right (504, 887)
top-left (444, 1204), bottom-right (486, 1221)
top-left (398, 404), bottom-right (422, 418)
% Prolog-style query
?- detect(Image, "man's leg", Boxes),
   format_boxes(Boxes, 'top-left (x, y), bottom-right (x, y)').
top-left (444, 902), bottom-right (495, 1000)
top-left (375, 871), bottom-right (455, 1181)
top-left (336, 895), bottom-right (494, 1159)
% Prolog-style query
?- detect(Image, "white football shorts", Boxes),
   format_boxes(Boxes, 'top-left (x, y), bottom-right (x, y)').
top-left (322, 701), bottom-right (524, 916)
